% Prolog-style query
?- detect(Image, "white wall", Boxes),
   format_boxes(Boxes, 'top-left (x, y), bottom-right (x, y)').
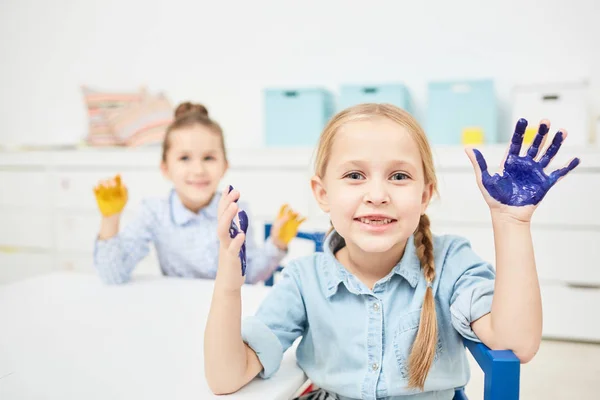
top-left (1, 0), bottom-right (599, 148)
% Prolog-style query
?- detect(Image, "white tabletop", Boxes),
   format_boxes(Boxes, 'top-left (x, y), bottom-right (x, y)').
top-left (0, 272), bottom-right (306, 400)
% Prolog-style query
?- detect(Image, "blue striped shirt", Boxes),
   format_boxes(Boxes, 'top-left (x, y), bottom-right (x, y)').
top-left (94, 189), bottom-right (286, 284)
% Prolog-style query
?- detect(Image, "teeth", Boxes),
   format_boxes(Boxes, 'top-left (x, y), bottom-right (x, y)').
top-left (359, 218), bottom-right (392, 225)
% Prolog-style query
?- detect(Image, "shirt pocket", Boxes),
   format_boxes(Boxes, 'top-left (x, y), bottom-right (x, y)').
top-left (393, 308), bottom-right (444, 380)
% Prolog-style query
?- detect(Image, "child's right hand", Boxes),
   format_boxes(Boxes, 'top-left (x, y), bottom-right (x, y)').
top-left (93, 174), bottom-right (128, 217)
top-left (216, 186), bottom-right (247, 291)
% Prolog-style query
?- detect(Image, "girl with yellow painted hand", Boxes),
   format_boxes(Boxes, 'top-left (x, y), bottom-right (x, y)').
top-left (92, 102), bottom-right (299, 285)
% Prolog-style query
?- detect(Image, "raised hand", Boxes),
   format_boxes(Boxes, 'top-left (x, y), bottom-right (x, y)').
top-left (93, 174), bottom-right (128, 217)
top-left (271, 204), bottom-right (306, 249)
top-left (216, 185), bottom-right (247, 289)
top-left (226, 185), bottom-right (249, 276)
top-left (467, 118), bottom-right (580, 221)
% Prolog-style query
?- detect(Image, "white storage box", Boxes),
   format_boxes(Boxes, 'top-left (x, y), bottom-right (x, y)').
top-left (511, 82), bottom-right (591, 146)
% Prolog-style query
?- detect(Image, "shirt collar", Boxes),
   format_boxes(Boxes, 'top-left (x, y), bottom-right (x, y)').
top-left (170, 189), bottom-right (220, 226)
top-left (322, 230), bottom-right (422, 298)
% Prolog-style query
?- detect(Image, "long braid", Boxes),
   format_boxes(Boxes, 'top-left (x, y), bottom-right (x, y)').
top-left (407, 214), bottom-right (438, 390)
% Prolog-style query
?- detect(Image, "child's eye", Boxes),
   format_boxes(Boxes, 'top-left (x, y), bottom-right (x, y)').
top-left (203, 156), bottom-right (215, 161)
top-left (344, 172), bottom-right (364, 180)
top-left (390, 172), bottom-right (409, 181)
top-left (179, 155), bottom-right (189, 162)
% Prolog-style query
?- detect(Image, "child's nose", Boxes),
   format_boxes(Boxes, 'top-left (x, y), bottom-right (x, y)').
top-left (364, 181), bottom-right (390, 205)
top-left (192, 160), bottom-right (206, 174)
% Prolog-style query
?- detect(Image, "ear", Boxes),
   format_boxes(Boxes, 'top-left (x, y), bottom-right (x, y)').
top-left (222, 160), bottom-right (229, 177)
top-left (160, 160), bottom-right (169, 179)
top-left (420, 182), bottom-right (434, 214)
top-left (310, 175), bottom-right (330, 213)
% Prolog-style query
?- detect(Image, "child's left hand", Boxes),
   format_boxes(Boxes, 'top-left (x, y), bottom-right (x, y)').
top-left (466, 118), bottom-right (580, 223)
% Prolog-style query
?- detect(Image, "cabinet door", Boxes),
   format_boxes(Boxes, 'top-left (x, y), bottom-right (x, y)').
top-left (0, 170), bottom-right (51, 209)
top-left (541, 283), bottom-right (600, 341)
top-left (0, 211), bottom-right (53, 250)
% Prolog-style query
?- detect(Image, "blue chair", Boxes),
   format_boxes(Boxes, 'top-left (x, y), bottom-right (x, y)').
top-left (263, 224), bottom-right (520, 399)
top-left (263, 223), bottom-right (325, 287)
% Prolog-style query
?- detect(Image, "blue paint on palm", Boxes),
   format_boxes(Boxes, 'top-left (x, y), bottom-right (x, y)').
top-left (474, 118), bottom-right (580, 206)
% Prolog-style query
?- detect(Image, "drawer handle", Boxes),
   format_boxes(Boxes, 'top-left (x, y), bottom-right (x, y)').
top-left (283, 91), bottom-right (298, 97)
top-left (566, 283), bottom-right (600, 290)
top-left (542, 94), bottom-right (560, 101)
top-left (363, 87), bottom-right (378, 94)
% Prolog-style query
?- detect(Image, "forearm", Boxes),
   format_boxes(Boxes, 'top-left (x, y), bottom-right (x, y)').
top-left (489, 211), bottom-right (542, 359)
top-left (244, 239), bottom-right (286, 284)
top-left (204, 282), bottom-right (252, 393)
top-left (94, 216), bottom-right (140, 285)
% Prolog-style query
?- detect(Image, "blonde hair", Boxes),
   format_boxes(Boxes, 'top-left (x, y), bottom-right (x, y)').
top-left (314, 103), bottom-right (438, 389)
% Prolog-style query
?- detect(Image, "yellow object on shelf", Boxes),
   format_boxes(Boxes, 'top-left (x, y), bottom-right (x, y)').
top-left (523, 127), bottom-right (537, 144)
top-left (461, 127), bottom-right (485, 145)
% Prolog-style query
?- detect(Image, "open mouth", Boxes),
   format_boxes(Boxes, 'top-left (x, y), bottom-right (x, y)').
top-left (354, 216), bottom-right (397, 230)
top-left (355, 217), bottom-right (394, 225)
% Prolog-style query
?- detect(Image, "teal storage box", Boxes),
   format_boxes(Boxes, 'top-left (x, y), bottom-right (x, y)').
top-left (338, 84), bottom-right (412, 112)
top-left (264, 88), bottom-right (334, 147)
top-left (426, 80), bottom-right (497, 145)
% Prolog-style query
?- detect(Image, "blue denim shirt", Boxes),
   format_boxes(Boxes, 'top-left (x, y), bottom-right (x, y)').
top-left (242, 231), bottom-right (495, 400)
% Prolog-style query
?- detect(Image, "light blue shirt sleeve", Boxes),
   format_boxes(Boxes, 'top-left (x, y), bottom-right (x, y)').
top-left (93, 200), bottom-right (155, 284)
top-left (241, 264), bottom-right (306, 378)
top-left (241, 201), bottom-right (287, 284)
top-left (448, 237), bottom-right (496, 342)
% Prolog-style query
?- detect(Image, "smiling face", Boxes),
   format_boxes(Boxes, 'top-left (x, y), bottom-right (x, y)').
top-left (161, 125), bottom-right (228, 212)
top-left (312, 115), bottom-right (434, 254)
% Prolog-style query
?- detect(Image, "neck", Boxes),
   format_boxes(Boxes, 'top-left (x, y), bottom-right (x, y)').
top-left (179, 192), bottom-right (213, 214)
top-left (336, 238), bottom-right (408, 289)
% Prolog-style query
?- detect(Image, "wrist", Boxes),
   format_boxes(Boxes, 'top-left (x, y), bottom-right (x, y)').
top-left (102, 213), bottom-right (121, 222)
top-left (490, 209), bottom-right (532, 226)
top-left (214, 274), bottom-right (243, 294)
top-left (270, 236), bottom-right (288, 251)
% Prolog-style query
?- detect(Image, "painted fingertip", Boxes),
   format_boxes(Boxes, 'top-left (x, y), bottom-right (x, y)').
top-left (552, 131), bottom-right (564, 144)
top-left (472, 149), bottom-right (488, 171)
top-left (239, 210), bottom-right (248, 233)
top-left (569, 158), bottom-right (580, 169)
top-left (516, 118), bottom-right (528, 132)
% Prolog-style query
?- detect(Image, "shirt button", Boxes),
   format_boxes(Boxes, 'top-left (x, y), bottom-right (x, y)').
top-left (373, 303), bottom-right (380, 312)
top-left (372, 363), bottom-right (379, 371)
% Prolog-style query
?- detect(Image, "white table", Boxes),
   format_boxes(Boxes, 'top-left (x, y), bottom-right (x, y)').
top-left (0, 272), bottom-right (306, 400)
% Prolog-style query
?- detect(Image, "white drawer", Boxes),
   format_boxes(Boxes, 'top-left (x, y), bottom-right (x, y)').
top-left (0, 212), bottom-right (53, 249)
top-left (0, 251), bottom-right (56, 284)
top-left (430, 223), bottom-right (600, 285)
top-left (54, 214), bottom-right (100, 253)
top-left (511, 82), bottom-right (590, 147)
top-left (223, 169), bottom-right (312, 219)
top-left (0, 170), bottom-right (51, 209)
top-left (541, 283), bottom-right (600, 342)
top-left (54, 210), bottom-right (141, 253)
top-left (429, 171), bottom-right (599, 227)
top-left (53, 170), bottom-right (172, 211)
top-left (55, 251), bottom-right (161, 277)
